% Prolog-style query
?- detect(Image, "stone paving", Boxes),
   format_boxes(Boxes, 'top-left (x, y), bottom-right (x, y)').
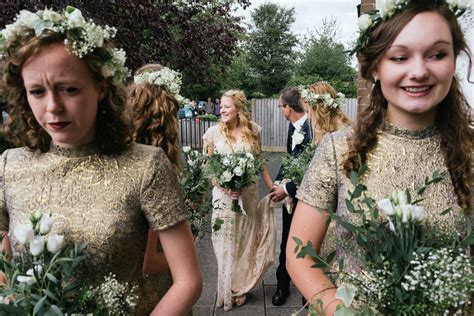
top-left (193, 152), bottom-right (305, 316)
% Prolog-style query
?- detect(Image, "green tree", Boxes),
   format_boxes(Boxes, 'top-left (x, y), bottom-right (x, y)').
top-left (290, 18), bottom-right (357, 97)
top-left (246, 3), bottom-right (297, 97)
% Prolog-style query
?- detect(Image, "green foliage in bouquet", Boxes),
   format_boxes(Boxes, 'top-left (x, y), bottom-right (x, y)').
top-left (180, 147), bottom-right (215, 237)
top-left (196, 114), bottom-right (219, 121)
top-left (0, 212), bottom-right (88, 315)
top-left (0, 213), bottom-right (139, 315)
top-left (293, 160), bottom-right (473, 315)
top-left (281, 142), bottom-right (317, 185)
top-left (206, 151), bottom-right (263, 213)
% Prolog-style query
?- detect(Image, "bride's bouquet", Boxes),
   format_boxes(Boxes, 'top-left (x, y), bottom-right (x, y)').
top-left (293, 165), bottom-right (473, 315)
top-left (0, 212), bottom-right (137, 315)
top-left (206, 151), bottom-right (263, 214)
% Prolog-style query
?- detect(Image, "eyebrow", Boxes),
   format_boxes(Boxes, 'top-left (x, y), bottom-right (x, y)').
top-left (390, 40), bottom-right (452, 49)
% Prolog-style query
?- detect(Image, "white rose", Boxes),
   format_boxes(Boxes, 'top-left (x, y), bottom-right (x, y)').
top-left (377, 198), bottom-right (394, 216)
top-left (67, 9), bottom-right (86, 28)
top-left (42, 9), bottom-right (63, 23)
top-left (233, 166), bottom-right (243, 177)
top-left (187, 159), bottom-right (195, 167)
top-left (221, 171), bottom-right (233, 183)
top-left (410, 206), bottom-right (425, 223)
top-left (13, 223), bottom-right (35, 245)
top-left (358, 14), bottom-right (373, 32)
top-left (39, 213), bottom-right (54, 234)
top-left (17, 10), bottom-right (41, 28)
top-left (245, 152), bottom-right (254, 160)
top-left (291, 131), bottom-right (305, 147)
top-left (29, 236), bottom-right (45, 256)
top-left (2, 24), bottom-right (18, 40)
top-left (222, 157), bottom-right (231, 166)
top-left (47, 234), bottom-right (64, 254)
top-left (183, 146), bottom-right (191, 153)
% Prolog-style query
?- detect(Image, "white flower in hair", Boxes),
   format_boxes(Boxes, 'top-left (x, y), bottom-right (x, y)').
top-left (134, 67), bottom-right (190, 106)
top-left (0, 6), bottom-right (129, 83)
top-left (357, 14), bottom-right (373, 32)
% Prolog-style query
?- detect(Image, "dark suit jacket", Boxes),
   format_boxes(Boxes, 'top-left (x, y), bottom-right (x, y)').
top-left (276, 119), bottom-right (312, 198)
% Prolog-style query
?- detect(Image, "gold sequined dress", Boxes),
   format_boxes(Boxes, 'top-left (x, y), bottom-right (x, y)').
top-left (0, 143), bottom-right (187, 315)
top-left (296, 123), bottom-right (471, 273)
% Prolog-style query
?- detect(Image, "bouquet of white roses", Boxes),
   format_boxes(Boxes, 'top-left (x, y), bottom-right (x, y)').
top-left (0, 212), bottom-right (138, 315)
top-left (281, 142), bottom-right (317, 186)
top-left (293, 166), bottom-right (473, 315)
top-left (206, 151), bottom-right (263, 214)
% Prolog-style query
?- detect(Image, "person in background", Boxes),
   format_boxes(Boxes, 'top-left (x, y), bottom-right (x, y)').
top-left (269, 87), bottom-right (311, 306)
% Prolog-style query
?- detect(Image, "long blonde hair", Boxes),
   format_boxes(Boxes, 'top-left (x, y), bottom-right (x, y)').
top-left (127, 64), bottom-right (182, 173)
top-left (306, 82), bottom-right (351, 144)
top-left (219, 90), bottom-right (260, 153)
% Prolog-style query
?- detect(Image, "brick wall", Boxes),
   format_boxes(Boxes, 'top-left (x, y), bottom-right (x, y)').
top-left (357, 0), bottom-right (376, 113)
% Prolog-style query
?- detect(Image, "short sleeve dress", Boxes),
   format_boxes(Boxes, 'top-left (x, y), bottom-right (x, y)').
top-left (296, 123), bottom-right (471, 273)
top-left (0, 142), bottom-right (187, 315)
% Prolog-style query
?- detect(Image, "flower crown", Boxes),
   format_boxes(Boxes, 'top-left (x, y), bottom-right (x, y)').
top-left (352, 0), bottom-right (470, 55)
top-left (298, 85), bottom-right (346, 109)
top-left (133, 67), bottom-right (190, 106)
top-left (0, 6), bottom-right (130, 83)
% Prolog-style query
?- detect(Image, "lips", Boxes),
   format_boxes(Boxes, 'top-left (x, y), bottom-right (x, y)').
top-left (48, 122), bottom-right (70, 129)
top-left (402, 85), bottom-right (433, 96)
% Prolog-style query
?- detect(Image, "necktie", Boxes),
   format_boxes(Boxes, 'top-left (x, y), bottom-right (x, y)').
top-left (287, 124), bottom-right (295, 153)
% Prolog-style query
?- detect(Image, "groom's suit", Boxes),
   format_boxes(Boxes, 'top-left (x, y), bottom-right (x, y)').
top-left (275, 118), bottom-right (312, 291)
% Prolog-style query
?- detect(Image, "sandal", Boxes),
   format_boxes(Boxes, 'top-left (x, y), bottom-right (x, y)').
top-left (235, 294), bottom-right (247, 306)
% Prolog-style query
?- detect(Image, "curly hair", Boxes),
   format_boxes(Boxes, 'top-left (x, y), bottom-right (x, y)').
top-left (1, 31), bottom-right (131, 155)
top-left (219, 90), bottom-right (260, 153)
top-left (127, 64), bottom-right (182, 173)
top-left (307, 82), bottom-right (352, 144)
top-left (344, 2), bottom-right (473, 210)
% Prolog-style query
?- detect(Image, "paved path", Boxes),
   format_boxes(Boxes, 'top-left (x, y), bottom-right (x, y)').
top-left (193, 152), bottom-right (305, 316)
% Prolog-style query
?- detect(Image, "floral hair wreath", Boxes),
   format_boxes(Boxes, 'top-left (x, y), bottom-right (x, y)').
top-left (298, 85), bottom-right (346, 109)
top-left (133, 67), bottom-right (190, 106)
top-left (0, 6), bottom-right (130, 83)
top-left (352, 0), bottom-right (470, 55)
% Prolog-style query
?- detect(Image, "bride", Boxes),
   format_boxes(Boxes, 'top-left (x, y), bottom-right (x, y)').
top-left (203, 89), bottom-right (274, 311)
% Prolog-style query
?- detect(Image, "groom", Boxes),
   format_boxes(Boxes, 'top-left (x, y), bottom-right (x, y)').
top-left (270, 87), bottom-right (311, 306)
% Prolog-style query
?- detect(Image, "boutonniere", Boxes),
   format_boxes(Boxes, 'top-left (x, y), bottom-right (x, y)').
top-left (291, 126), bottom-right (305, 150)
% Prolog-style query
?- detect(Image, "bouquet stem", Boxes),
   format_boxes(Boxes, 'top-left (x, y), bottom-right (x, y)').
top-left (231, 199), bottom-right (242, 213)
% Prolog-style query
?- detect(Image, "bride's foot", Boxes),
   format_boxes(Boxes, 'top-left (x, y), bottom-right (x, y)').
top-left (235, 294), bottom-right (247, 306)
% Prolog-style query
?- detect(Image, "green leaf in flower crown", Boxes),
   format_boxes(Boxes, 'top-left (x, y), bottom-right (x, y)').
top-left (350, 170), bottom-right (358, 187)
top-left (48, 305), bottom-right (63, 316)
top-left (46, 272), bottom-right (58, 284)
top-left (326, 251), bottom-right (336, 265)
top-left (0, 304), bottom-right (24, 314)
top-left (345, 199), bottom-right (355, 213)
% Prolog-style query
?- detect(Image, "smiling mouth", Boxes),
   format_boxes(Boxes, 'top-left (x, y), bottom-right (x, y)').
top-left (48, 122), bottom-right (70, 129)
top-left (402, 86), bottom-right (433, 94)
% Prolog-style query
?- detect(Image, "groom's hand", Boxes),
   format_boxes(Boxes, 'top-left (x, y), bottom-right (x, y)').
top-left (270, 185), bottom-right (287, 202)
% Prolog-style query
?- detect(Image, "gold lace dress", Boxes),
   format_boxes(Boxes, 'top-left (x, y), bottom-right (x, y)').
top-left (0, 143), bottom-right (187, 315)
top-left (296, 123), bottom-right (471, 273)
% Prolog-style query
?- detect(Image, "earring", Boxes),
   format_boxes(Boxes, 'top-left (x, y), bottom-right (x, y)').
top-left (373, 76), bottom-right (379, 83)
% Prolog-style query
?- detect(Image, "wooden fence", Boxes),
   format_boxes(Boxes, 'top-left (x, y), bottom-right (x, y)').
top-left (179, 98), bottom-right (358, 152)
top-left (251, 98), bottom-right (358, 152)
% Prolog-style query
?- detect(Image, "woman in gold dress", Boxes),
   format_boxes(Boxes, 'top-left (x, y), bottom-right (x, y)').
top-left (286, 1), bottom-right (473, 314)
top-left (0, 7), bottom-right (201, 315)
top-left (127, 63), bottom-right (184, 276)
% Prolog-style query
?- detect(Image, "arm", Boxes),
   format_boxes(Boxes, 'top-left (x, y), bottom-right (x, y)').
top-left (0, 232), bottom-right (10, 285)
top-left (142, 229), bottom-right (168, 275)
top-left (260, 163), bottom-right (273, 191)
top-left (151, 220), bottom-right (202, 315)
top-left (286, 201), bottom-right (343, 315)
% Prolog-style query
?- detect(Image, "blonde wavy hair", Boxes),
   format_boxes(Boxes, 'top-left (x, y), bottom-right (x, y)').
top-left (306, 82), bottom-right (351, 144)
top-left (220, 90), bottom-right (260, 153)
top-left (127, 64), bottom-right (182, 173)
